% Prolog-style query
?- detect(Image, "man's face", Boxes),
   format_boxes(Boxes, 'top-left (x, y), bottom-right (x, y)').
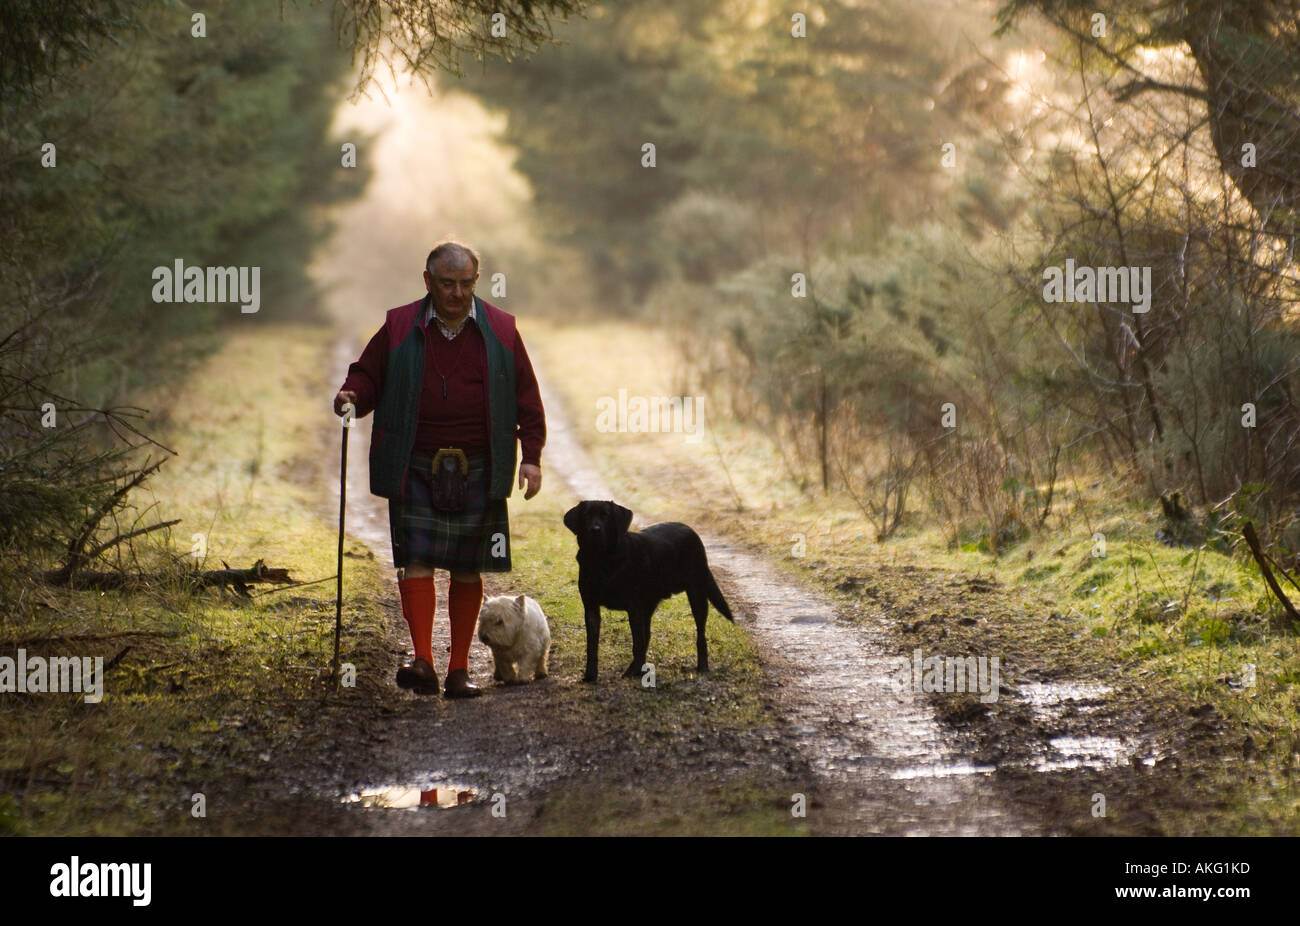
top-left (424, 259), bottom-right (478, 320)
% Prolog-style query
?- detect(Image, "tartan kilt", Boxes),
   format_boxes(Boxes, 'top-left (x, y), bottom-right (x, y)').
top-left (388, 450), bottom-right (511, 572)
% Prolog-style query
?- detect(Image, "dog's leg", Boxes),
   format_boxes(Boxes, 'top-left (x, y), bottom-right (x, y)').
top-left (536, 639), bottom-right (550, 680)
top-left (624, 608), bottom-right (652, 678)
top-left (688, 587), bottom-right (710, 673)
top-left (582, 604), bottom-right (601, 683)
top-left (498, 659), bottom-right (519, 684)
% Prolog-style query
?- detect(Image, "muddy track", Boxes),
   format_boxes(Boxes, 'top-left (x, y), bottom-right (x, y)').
top-left (254, 333), bottom-right (1238, 838)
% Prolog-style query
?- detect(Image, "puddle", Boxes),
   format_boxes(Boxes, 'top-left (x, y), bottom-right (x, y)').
top-left (1015, 682), bottom-right (1139, 771)
top-left (890, 763), bottom-right (998, 780)
top-left (1030, 734), bottom-right (1131, 772)
top-left (342, 783), bottom-right (479, 810)
top-left (1019, 681), bottom-right (1112, 714)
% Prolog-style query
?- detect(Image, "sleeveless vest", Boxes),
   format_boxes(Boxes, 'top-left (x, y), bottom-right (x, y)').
top-left (369, 294), bottom-right (518, 500)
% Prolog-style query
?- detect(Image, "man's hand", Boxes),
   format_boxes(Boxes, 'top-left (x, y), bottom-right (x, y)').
top-left (334, 390), bottom-right (358, 417)
top-left (518, 463), bottom-right (541, 500)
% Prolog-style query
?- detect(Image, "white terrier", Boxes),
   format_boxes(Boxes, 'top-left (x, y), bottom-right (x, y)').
top-left (477, 594), bottom-right (551, 683)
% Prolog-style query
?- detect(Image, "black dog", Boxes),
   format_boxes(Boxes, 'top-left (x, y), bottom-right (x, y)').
top-left (563, 500), bottom-right (734, 682)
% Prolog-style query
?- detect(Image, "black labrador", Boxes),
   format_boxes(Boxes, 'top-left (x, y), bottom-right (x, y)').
top-left (563, 500), bottom-right (733, 682)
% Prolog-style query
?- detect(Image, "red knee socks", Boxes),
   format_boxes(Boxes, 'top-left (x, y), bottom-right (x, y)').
top-left (399, 574), bottom-right (481, 674)
top-left (397, 575), bottom-right (435, 666)
top-left (447, 576), bottom-right (483, 673)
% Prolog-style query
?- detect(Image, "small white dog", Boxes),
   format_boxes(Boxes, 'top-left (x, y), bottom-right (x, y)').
top-left (477, 594), bottom-right (551, 683)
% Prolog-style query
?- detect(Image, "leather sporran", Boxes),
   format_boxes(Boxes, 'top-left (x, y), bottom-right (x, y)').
top-left (429, 448), bottom-right (469, 512)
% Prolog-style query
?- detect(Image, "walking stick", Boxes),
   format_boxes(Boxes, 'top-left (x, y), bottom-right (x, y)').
top-left (333, 408), bottom-right (351, 691)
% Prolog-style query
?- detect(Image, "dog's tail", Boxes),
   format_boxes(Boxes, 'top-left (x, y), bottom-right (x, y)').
top-left (706, 570), bottom-right (734, 622)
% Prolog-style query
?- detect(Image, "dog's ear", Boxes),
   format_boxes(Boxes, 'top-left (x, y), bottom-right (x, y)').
top-left (563, 502), bottom-right (586, 535)
top-left (610, 502), bottom-right (634, 538)
top-left (515, 594), bottom-right (525, 611)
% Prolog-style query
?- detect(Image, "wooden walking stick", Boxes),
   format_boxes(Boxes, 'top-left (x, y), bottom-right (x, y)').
top-left (333, 408), bottom-right (352, 691)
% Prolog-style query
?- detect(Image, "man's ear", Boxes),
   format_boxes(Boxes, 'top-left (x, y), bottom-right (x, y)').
top-left (563, 502), bottom-right (585, 535)
top-left (612, 503), bottom-right (634, 538)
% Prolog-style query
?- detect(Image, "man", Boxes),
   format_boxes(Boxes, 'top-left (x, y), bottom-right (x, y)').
top-left (333, 241), bottom-right (545, 699)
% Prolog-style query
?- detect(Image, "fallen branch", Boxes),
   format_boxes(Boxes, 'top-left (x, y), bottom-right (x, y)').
top-left (42, 559), bottom-right (295, 598)
top-left (1242, 522), bottom-right (1300, 623)
top-left (0, 629), bottom-right (179, 648)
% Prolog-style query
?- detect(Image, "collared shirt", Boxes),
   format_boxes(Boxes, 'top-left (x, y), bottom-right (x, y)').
top-left (424, 299), bottom-right (477, 341)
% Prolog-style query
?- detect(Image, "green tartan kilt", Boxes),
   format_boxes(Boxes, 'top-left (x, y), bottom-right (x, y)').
top-left (389, 450), bottom-right (511, 572)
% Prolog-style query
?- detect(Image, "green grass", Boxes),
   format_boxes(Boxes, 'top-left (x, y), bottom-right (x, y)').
top-left (0, 323), bottom-right (393, 836)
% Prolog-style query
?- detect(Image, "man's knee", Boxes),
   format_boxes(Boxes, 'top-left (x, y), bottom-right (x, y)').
top-left (450, 570), bottom-right (480, 584)
top-left (401, 564), bottom-right (434, 579)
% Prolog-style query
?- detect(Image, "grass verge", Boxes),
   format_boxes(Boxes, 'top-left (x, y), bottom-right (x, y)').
top-left (0, 322), bottom-right (391, 835)
top-left (521, 314), bottom-right (1299, 833)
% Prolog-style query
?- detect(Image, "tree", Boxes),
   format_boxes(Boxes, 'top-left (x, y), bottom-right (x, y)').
top-left (0, 0), bottom-right (586, 102)
top-left (997, 0), bottom-right (1300, 238)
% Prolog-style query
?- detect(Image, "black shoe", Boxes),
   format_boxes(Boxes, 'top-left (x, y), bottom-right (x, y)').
top-left (396, 658), bottom-right (440, 695)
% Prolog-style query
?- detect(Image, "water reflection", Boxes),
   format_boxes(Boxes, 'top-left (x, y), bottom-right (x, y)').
top-left (343, 783), bottom-right (479, 809)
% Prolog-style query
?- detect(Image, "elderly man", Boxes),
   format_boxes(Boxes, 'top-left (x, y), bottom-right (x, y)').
top-left (334, 241), bottom-right (545, 698)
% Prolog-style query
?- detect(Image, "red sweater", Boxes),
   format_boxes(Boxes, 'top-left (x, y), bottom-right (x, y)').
top-left (340, 305), bottom-right (545, 466)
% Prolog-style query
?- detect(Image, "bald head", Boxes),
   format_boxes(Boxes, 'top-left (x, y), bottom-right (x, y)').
top-left (426, 241), bottom-right (479, 276)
